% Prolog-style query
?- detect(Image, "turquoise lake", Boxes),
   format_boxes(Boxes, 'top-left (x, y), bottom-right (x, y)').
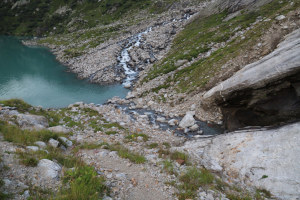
top-left (0, 36), bottom-right (128, 108)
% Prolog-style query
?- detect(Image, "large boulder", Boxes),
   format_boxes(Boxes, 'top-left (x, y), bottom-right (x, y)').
top-left (175, 122), bottom-right (300, 200)
top-left (203, 29), bottom-right (300, 130)
top-left (37, 159), bottom-right (61, 180)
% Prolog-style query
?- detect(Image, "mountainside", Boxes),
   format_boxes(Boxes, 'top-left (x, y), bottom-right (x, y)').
top-left (1, 0), bottom-right (300, 199)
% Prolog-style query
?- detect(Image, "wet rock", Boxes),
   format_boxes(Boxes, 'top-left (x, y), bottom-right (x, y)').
top-left (179, 111), bottom-right (195, 129)
top-left (190, 124), bottom-right (199, 131)
top-left (48, 125), bottom-right (70, 133)
top-left (37, 159), bottom-right (61, 180)
top-left (58, 137), bottom-right (73, 147)
top-left (48, 138), bottom-right (59, 148)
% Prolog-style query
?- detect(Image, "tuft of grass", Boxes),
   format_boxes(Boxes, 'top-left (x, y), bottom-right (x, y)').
top-left (105, 131), bottom-right (118, 135)
top-left (162, 160), bottom-right (176, 175)
top-left (0, 120), bottom-right (61, 146)
top-left (17, 151), bottom-right (39, 167)
top-left (57, 164), bottom-right (108, 200)
top-left (163, 142), bottom-right (171, 148)
top-left (148, 143), bottom-right (159, 149)
top-left (0, 99), bottom-right (32, 113)
top-left (177, 167), bottom-right (214, 200)
top-left (103, 122), bottom-right (124, 130)
top-left (170, 151), bottom-right (189, 164)
top-left (0, 99), bottom-right (62, 127)
top-left (108, 144), bottom-right (146, 164)
top-left (125, 133), bottom-right (149, 142)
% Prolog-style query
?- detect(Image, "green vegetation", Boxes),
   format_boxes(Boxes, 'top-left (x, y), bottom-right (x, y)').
top-left (0, 0), bottom-right (180, 36)
top-left (162, 160), bottom-right (176, 175)
top-left (103, 122), bottom-right (125, 130)
top-left (143, 0), bottom-right (300, 93)
top-left (57, 165), bottom-right (107, 200)
top-left (108, 144), bottom-right (146, 164)
top-left (105, 131), bottom-right (118, 135)
top-left (0, 120), bottom-right (107, 199)
top-left (170, 151), bottom-right (189, 164)
top-left (148, 143), bottom-right (159, 149)
top-left (0, 99), bottom-right (61, 127)
top-left (0, 120), bottom-right (62, 146)
top-left (125, 133), bottom-right (149, 142)
top-left (177, 167), bottom-right (214, 200)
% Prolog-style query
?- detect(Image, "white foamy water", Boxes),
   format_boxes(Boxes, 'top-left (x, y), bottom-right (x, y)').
top-left (119, 27), bottom-right (152, 88)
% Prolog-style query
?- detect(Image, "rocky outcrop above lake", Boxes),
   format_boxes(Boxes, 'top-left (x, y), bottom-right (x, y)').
top-left (203, 28), bottom-right (300, 130)
top-left (174, 122), bottom-right (300, 200)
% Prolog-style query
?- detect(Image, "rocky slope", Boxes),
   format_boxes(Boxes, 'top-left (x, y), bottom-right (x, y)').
top-left (1, 0), bottom-right (300, 199)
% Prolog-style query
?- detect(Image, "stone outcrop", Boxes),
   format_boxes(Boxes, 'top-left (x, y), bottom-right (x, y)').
top-left (203, 29), bottom-right (300, 130)
top-left (174, 122), bottom-right (300, 200)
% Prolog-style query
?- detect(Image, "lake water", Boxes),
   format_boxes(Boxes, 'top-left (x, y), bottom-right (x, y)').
top-left (0, 36), bottom-right (128, 108)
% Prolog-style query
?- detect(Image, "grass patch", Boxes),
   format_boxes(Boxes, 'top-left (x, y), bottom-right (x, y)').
top-left (0, 121), bottom-right (61, 146)
top-left (177, 167), bottom-right (214, 200)
top-left (148, 143), bottom-right (159, 149)
top-left (0, 99), bottom-right (62, 127)
top-left (162, 160), bottom-right (176, 175)
top-left (103, 122), bottom-right (124, 130)
top-left (108, 144), bottom-right (146, 164)
top-left (125, 133), bottom-right (149, 142)
top-left (57, 165), bottom-right (108, 200)
top-left (143, 0), bottom-right (299, 93)
top-left (105, 131), bottom-right (118, 135)
top-left (170, 151), bottom-right (189, 164)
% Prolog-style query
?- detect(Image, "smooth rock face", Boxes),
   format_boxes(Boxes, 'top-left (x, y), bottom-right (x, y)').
top-left (203, 29), bottom-right (300, 130)
top-left (48, 126), bottom-right (69, 133)
top-left (176, 122), bottom-right (300, 200)
top-left (16, 114), bottom-right (48, 130)
top-left (179, 111), bottom-right (196, 129)
top-left (37, 159), bottom-right (61, 180)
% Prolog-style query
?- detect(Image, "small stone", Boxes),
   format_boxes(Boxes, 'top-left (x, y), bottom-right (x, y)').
top-left (48, 125), bottom-right (70, 133)
top-left (34, 141), bottom-right (47, 148)
top-left (190, 124), bottom-right (199, 131)
top-left (58, 137), bottom-right (73, 147)
top-left (131, 178), bottom-right (138, 186)
top-left (23, 190), bottom-right (30, 199)
top-left (115, 173), bottom-right (127, 180)
top-left (107, 173), bottom-right (113, 179)
top-left (275, 15), bottom-right (286, 21)
top-left (168, 119), bottom-right (179, 126)
top-left (156, 117), bottom-right (166, 123)
top-left (109, 151), bottom-right (118, 158)
top-left (26, 146), bottom-right (39, 152)
top-left (137, 136), bottom-right (144, 142)
top-left (48, 138), bottom-right (59, 148)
